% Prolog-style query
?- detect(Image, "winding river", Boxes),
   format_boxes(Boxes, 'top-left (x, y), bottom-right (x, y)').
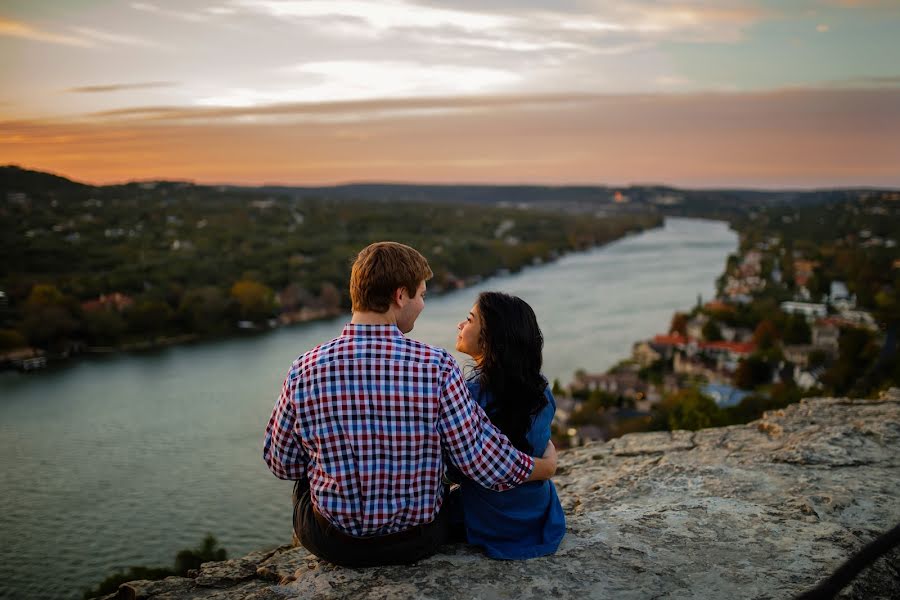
top-left (0, 217), bottom-right (737, 599)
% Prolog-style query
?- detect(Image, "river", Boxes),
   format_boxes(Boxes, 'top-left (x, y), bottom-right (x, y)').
top-left (0, 217), bottom-right (737, 599)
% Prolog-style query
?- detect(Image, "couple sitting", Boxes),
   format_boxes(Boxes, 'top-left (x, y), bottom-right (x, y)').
top-left (263, 241), bottom-right (565, 566)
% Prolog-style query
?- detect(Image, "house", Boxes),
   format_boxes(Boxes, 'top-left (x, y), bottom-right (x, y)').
top-left (718, 324), bottom-right (753, 343)
top-left (632, 340), bottom-right (662, 367)
top-left (686, 314), bottom-right (709, 340)
top-left (829, 281), bottom-right (856, 310)
top-left (81, 292), bottom-right (134, 313)
top-left (698, 340), bottom-right (756, 373)
top-left (838, 310), bottom-right (878, 331)
top-left (649, 334), bottom-right (689, 360)
top-left (795, 365), bottom-right (826, 390)
top-left (793, 260), bottom-right (819, 288)
top-left (782, 344), bottom-right (815, 368)
top-left (673, 353), bottom-right (721, 382)
top-left (701, 383), bottom-right (752, 409)
top-left (781, 301), bottom-right (827, 321)
top-left (812, 320), bottom-right (840, 352)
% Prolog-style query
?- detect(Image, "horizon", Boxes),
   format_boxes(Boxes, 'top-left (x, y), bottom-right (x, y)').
top-left (6, 163), bottom-right (900, 193)
top-left (2, 1), bottom-right (899, 188)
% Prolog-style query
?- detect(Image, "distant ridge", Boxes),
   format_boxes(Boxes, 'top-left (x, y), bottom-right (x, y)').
top-left (2, 165), bottom-right (895, 210)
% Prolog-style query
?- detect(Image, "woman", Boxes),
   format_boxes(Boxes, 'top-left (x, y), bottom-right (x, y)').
top-left (453, 291), bottom-right (566, 559)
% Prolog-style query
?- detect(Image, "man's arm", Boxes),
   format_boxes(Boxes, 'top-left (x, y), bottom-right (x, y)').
top-left (263, 368), bottom-right (309, 480)
top-left (437, 356), bottom-right (543, 490)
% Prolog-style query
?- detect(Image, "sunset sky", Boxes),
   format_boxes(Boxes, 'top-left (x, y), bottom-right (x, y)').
top-left (1, 0), bottom-right (899, 188)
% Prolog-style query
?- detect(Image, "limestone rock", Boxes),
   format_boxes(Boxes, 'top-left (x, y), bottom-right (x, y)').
top-left (99, 392), bottom-right (900, 599)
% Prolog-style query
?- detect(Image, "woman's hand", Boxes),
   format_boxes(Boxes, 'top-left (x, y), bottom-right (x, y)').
top-left (526, 440), bottom-right (558, 482)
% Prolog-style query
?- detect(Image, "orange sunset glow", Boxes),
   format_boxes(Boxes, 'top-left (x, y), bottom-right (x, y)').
top-left (2, 1), bottom-right (899, 188)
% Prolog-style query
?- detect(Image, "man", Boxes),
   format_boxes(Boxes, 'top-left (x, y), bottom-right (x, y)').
top-left (263, 241), bottom-right (557, 567)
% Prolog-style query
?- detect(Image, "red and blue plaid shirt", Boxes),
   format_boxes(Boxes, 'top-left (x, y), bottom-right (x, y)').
top-left (263, 323), bottom-right (534, 537)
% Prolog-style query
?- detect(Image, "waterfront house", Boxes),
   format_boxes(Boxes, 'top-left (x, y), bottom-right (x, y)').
top-left (781, 301), bottom-right (827, 321)
top-left (701, 383), bottom-right (752, 409)
top-left (782, 345), bottom-right (815, 368)
top-left (632, 340), bottom-right (662, 367)
top-left (698, 340), bottom-right (756, 373)
top-left (81, 292), bottom-right (134, 313)
top-left (812, 320), bottom-right (841, 353)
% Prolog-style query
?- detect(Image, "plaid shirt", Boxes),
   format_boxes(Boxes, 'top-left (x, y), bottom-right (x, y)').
top-left (263, 323), bottom-right (535, 537)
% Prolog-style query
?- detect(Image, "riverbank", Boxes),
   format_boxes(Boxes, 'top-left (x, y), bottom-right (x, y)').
top-left (1, 219), bottom-right (660, 375)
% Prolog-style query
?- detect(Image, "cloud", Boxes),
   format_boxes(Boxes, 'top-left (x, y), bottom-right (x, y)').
top-left (69, 26), bottom-right (168, 49)
top-left (229, 0), bottom-right (512, 32)
top-left (0, 18), bottom-right (167, 49)
top-left (0, 17), bottom-right (93, 47)
top-left (4, 88), bottom-right (899, 188)
top-left (129, 2), bottom-right (216, 23)
top-left (66, 82), bottom-right (179, 94)
top-left (85, 92), bottom-right (591, 123)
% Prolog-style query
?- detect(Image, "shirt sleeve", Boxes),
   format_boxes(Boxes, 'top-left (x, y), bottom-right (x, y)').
top-left (436, 355), bottom-right (534, 491)
top-left (263, 368), bottom-right (309, 480)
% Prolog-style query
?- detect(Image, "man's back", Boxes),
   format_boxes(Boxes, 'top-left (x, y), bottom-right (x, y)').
top-left (264, 323), bottom-right (533, 538)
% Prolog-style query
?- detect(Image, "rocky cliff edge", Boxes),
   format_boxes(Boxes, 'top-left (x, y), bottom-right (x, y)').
top-left (103, 390), bottom-right (900, 600)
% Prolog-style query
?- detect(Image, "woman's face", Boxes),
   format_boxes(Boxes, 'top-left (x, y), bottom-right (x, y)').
top-left (456, 303), bottom-right (483, 361)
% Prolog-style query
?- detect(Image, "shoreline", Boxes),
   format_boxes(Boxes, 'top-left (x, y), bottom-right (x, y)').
top-left (1, 219), bottom-right (665, 377)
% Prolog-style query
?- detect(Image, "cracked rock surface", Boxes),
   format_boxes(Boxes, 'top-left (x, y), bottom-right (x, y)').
top-left (99, 390), bottom-right (900, 600)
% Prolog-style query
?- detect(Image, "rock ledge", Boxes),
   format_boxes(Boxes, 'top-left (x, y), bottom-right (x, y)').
top-left (105, 390), bottom-right (900, 600)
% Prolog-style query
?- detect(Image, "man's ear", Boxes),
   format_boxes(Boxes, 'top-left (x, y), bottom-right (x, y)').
top-left (392, 286), bottom-right (406, 307)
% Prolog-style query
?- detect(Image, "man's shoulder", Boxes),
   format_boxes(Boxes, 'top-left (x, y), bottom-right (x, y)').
top-left (288, 331), bottom-right (459, 374)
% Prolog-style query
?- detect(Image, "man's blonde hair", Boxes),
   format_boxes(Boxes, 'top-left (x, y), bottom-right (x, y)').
top-left (350, 242), bottom-right (433, 313)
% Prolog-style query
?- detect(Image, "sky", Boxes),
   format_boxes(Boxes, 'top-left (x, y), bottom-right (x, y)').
top-left (1, 0), bottom-right (899, 188)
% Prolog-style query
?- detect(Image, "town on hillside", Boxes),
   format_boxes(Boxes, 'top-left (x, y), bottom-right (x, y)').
top-left (550, 196), bottom-right (900, 447)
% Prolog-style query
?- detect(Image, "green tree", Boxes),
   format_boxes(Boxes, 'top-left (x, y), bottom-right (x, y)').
top-left (734, 356), bottom-right (772, 390)
top-left (702, 320), bottom-right (723, 342)
top-left (652, 388), bottom-right (721, 431)
top-left (230, 280), bottom-right (275, 322)
top-left (126, 299), bottom-right (174, 336)
top-left (0, 329), bottom-right (28, 351)
top-left (82, 309), bottom-right (126, 346)
top-left (20, 284), bottom-right (78, 349)
top-left (178, 287), bottom-right (229, 334)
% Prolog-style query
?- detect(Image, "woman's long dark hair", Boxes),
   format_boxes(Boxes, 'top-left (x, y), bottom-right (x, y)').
top-left (474, 292), bottom-right (548, 454)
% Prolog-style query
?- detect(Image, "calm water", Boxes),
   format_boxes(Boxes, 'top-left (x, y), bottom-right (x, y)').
top-left (0, 218), bottom-right (736, 599)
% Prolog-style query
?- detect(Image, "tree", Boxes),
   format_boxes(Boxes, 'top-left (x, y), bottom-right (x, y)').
top-left (178, 287), bottom-right (228, 334)
top-left (126, 299), bottom-right (174, 336)
top-left (230, 280), bottom-right (275, 322)
top-left (652, 388), bottom-right (721, 431)
top-left (781, 314), bottom-right (812, 345)
top-left (0, 329), bottom-right (27, 351)
top-left (734, 355), bottom-right (772, 390)
top-left (82, 309), bottom-right (126, 346)
top-left (670, 312), bottom-right (689, 336)
top-left (753, 319), bottom-right (780, 350)
top-left (20, 284), bottom-right (78, 349)
top-left (702, 320), bottom-right (723, 342)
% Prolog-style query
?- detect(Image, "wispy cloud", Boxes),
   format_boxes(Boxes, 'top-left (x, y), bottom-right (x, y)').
top-left (0, 17), bottom-right (92, 47)
top-left (230, 0), bottom-right (512, 32)
top-left (86, 92), bottom-right (591, 123)
top-left (0, 18), bottom-right (167, 50)
top-left (66, 81), bottom-right (179, 94)
top-left (69, 26), bottom-right (167, 49)
top-left (130, 2), bottom-right (216, 23)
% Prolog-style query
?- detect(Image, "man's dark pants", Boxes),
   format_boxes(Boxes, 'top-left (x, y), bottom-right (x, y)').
top-left (292, 479), bottom-right (461, 567)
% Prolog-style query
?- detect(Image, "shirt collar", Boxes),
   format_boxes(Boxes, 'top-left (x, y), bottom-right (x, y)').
top-left (341, 323), bottom-right (405, 338)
